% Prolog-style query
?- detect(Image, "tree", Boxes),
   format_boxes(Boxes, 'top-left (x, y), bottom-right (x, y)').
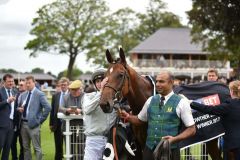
top-left (86, 0), bottom-right (183, 63)
top-left (25, 0), bottom-right (109, 79)
top-left (86, 7), bottom-right (139, 64)
top-left (57, 66), bottom-right (83, 80)
top-left (134, 0), bottom-right (183, 41)
top-left (0, 68), bottom-right (18, 73)
top-left (188, 0), bottom-right (240, 76)
top-left (31, 67), bottom-right (44, 73)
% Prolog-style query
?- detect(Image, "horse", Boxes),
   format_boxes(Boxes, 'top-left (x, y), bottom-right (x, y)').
top-left (100, 48), bottom-right (153, 159)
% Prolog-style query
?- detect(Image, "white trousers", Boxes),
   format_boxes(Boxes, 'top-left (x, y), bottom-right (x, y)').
top-left (84, 136), bottom-right (107, 160)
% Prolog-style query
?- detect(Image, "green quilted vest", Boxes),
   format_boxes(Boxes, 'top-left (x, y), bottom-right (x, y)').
top-left (146, 94), bottom-right (181, 150)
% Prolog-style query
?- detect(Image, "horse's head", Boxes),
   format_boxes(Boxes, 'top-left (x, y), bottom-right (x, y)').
top-left (100, 48), bottom-right (129, 113)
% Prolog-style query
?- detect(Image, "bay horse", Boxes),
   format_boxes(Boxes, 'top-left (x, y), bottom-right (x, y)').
top-left (100, 48), bottom-right (153, 159)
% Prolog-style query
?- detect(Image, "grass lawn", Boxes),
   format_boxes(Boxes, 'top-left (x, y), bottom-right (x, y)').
top-left (15, 117), bottom-right (215, 160)
top-left (41, 117), bottom-right (55, 159)
top-left (13, 99), bottom-right (214, 160)
top-left (15, 117), bottom-right (55, 159)
top-left (15, 97), bottom-right (55, 159)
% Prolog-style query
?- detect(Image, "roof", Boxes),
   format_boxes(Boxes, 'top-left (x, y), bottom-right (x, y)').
top-left (130, 28), bottom-right (206, 55)
top-left (0, 73), bottom-right (56, 81)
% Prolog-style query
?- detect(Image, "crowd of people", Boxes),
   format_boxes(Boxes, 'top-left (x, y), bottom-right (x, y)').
top-left (0, 67), bottom-right (240, 160)
top-left (0, 74), bottom-right (51, 160)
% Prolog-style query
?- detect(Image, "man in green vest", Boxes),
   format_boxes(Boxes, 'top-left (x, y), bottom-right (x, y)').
top-left (120, 70), bottom-right (196, 160)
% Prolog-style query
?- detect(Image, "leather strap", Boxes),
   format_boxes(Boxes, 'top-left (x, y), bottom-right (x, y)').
top-left (113, 127), bottom-right (119, 160)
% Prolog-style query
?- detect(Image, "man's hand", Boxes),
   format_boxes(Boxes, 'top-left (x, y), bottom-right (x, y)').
top-left (75, 108), bottom-right (82, 115)
top-left (17, 106), bottom-right (24, 113)
top-left (66, 108), bottom-right (74, 115)
top-left (119, 110), bottom-right (130, 120)
top-left (162, 135), bottom-right (175, 144)
top-left (8, 96), bottom-right (16, 103)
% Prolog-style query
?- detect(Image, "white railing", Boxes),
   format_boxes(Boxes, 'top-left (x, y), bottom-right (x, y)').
top-left (57, 113), bottom-right (84, 160)
top-left (133, 59), bottom-right (229, 69)
top-left (57, 112), bottom-right (219, 160)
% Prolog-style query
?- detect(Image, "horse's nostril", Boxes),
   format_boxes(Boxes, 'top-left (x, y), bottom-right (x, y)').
top-left (100, 102), bottom-right (112, 113)
top-left (107, 101), bottom-right (111, 109)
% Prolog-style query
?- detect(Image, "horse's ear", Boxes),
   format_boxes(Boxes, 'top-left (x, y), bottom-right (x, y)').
top-left (106, 49), bottom-right (113, 63)
top-left (119, 48), bottom-right (126, 66)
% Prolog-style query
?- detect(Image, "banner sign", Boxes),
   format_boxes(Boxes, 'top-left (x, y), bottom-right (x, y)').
top-left (174, 81), bottom-right (230, 149)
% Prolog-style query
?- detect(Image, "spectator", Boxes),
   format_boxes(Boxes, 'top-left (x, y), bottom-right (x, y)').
top-left (205, 68), bottom-right (222, 160)
top-left (17, 76), bottom-right (51, 160)
top-left (50, 77), bottom-right (69, 160)
top-left (207, 68), bottom-right (218, 81)
top-left (0, 73), bottom-right (16, 160)
top-left (59, 80), bottom-right (85, 160)
top-left (11, 80), bottom-right (26, 160)
top-left (191, 80), bottom-right (240, 160)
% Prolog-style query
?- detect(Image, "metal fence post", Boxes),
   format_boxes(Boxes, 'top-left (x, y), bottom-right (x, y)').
top-left (58, 113), bottom-right (84, 160)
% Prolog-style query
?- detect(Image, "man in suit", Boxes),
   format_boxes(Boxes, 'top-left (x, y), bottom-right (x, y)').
top-left (11, 80), bottom-right (26, 160)
top-left (49, 77), bottom-right (69, 160)
top-left (17, 76), bottom-right (51, 160)
top-left (0, 73), bottom-right (16, 160)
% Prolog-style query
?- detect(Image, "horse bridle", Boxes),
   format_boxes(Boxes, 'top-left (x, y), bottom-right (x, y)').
top-left (103, 67), bottom-right (129, 103)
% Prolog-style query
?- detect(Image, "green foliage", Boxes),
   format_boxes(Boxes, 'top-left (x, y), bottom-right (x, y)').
top-left (133, 0), bottom-right (183, 41)
top-left (188, 0), bottom-right (240, 71)
top-left (25, 0), bottom-right (109, 79)
top-left (25, 0), bottom-right (183, 73)
top-left (87, 0), bottom-right (183, 64)
top-left (31, 67), bottom-right (44, 73)
top-left (86, 7), bottom-right (139, 64)
top-left (0, 68), bottom-right (18, 73)
top-left (57, 65), bottom-right (83, 80)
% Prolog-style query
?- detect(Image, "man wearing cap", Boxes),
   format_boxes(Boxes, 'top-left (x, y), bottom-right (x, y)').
top-left (58, 79), bottom-right (85, 160)
top-left (82, 68), bottom-right (117, 160)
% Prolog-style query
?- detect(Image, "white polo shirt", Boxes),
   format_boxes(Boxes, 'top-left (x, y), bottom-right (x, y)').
top-left (138, 91), bottom-right (195, 127)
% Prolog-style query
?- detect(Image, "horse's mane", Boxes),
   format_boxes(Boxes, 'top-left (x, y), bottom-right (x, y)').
top-left (126, 63), bottom-right (152, 87)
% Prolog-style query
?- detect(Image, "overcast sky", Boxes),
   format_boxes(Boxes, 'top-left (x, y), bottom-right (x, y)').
top-left (0, 0), bottom-right (192, 76)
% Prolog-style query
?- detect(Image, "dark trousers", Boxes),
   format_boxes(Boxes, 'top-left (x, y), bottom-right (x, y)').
top-left (11, 129), bottom-right (24, 160)
top-left (143, 146), bottom-right (180, 160)
top-left (224, 148), bottom-right (240, 160)
top-left (203, 139), bottom-right (222, 160)
top-left (0, 121), bottom-right (14, 160)
top-left (54, 122), bottom-right (63, 160)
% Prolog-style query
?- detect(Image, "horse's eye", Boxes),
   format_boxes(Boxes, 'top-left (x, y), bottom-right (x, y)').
top-left (118, 73), bottom-right (124, 79)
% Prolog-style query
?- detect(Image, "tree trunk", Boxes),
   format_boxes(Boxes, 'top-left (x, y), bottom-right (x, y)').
top-left (67, 53), bottom-right (77, 80)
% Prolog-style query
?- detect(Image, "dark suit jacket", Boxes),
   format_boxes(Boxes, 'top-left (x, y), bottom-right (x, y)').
top-left (14, 92), bottom-right (23, 130)
top-left (49, 92), bottom-right (61, 131)
top-left (0, 87), bottom-right (16, 128)
top-left (191, 98), bottom-right (240, 151)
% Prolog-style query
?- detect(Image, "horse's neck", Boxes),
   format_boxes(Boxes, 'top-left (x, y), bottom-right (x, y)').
top-left (126, 68), bottom-right (151, 115)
